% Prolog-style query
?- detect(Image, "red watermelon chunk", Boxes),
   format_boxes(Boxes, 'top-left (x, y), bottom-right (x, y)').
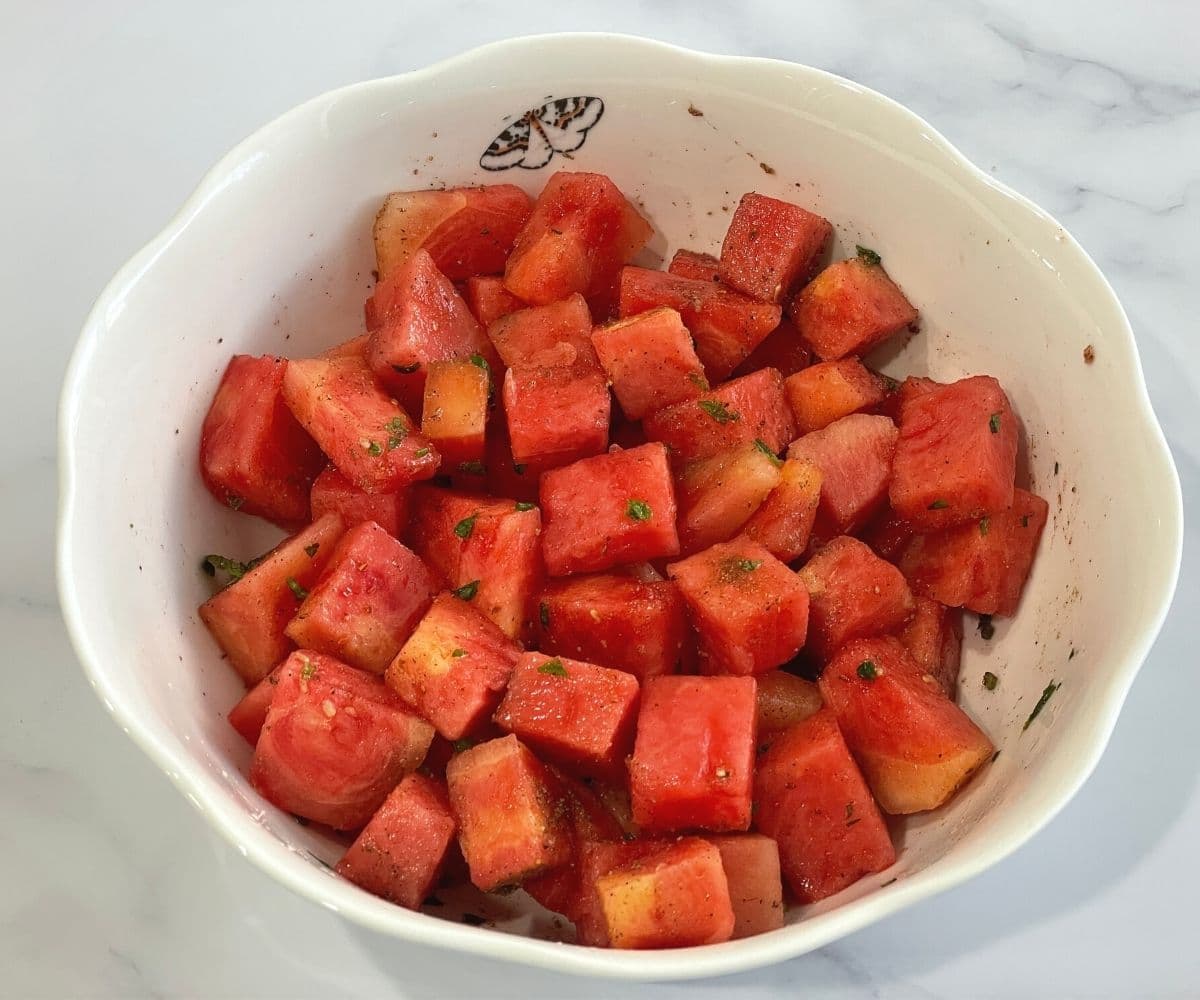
top-left (200, 355), bottom-right (324, 529)
top-left (784, 358), bottom-right (887, 434)
top-left (385, 592), bottom-right (521, 740)
top-left (618, 266), bottom-right (782, 380)
top-left (420, 358), bottom-right (489, 467)
top-left (486, 293), bottom-right (593, 367)
top-left (576, 840), bottom-right (671, 946)
top-left (310, 466), bottom-right (410, 538)
top-left (629, 675), bottom-right (757, 833)
top-left (323, 333), bottom-right (371, 360)
top-left (706, 834), bottom-right (785, 938)
top-left (732, 319), bottom-right (813, 379)
top-left (643, 367), bottom-right (797, 466)
top-left (788, 413), bottom-right (898, 533)
top-left (199, 513), bottom-right (346, 685)
top-left (250, 650), bottom-right (434, 830)
top-left (281, 355), bottom-right (440, 493)
top-left (536, 574), bottom-right (687, 681)
top-left (596, 838), bottom-right (735, 949)
top-left (668, 248), bottom-right (721, 282)
top-left (335, 772), bottom-right (457, 908)
top-left (504, 172), bottom-right (652, 308)
top-left (788, 252), bottom-right (918, 360)
top-left (284, 521), bottom-right (437, 674)
top-left (463, 275), bottom-right (525, 327)
top-left (675, 441), bottom-right (783, 555)
top-left (592, 307), bottom-right (709, 420)
top-left (503, 342), bottom-right (610, 469)
top-left (890, 375), bottom-right (1019, 531)
top-left (445, 734), bottom-right (570, 891)
top-left (819, 637), bottom-right (994, 813)
top-left (899, 488), bottom-right (1048, 616)
top-left (540, 443), bottom-right (680, 576)
top-left (668, 539), bottom-right (809, 675)
top-left (493, 653), bottom-right (641, 779)
top-left (740, 456), bottom-right (823, 562)
top-left (227, 667), bottom-right (279, 746)
top-left (373, 184), bottom-right (532, 282)
top-left (719, 192), bottom-right (832, 303)
top-left (798, 535), bottom-right (914, 662)
top-left (897, 597), bottom-right (963, 698)
top-left (753, 708), bottom-right (895, 901)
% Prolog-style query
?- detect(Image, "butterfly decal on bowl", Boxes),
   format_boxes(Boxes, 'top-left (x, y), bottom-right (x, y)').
top-left (480, 97), bottom-right (604, 171)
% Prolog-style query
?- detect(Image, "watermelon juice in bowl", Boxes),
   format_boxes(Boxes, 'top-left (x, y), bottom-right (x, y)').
top-left (58, 34), bottom-right (1181, 980)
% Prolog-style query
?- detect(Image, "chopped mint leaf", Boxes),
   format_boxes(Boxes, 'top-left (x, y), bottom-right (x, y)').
top-left (286, 577), bottom-right (309, 601)
top-left (454, 514), bottom-right (478, 540)
top-left (754, 438), bottom-right (783, 468)
top-left (856, 660), bottom-right (879, 681)
top-left (626, 499), bottom-right (652, 521)
top-left (538, 659), bottom-right (569, 677)
top-left (452, 579), bottom-right (480, 601)
top-left (698, 399), bottom-right (739, 424)
top-left (856, 245), bottom-right (882, 266)
top-left (1023, 681), bottom-right (1061, 731)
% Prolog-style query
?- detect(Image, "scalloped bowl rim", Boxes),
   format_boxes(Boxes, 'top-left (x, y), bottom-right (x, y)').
top-left (57, 33), bottom-right (1182, 980)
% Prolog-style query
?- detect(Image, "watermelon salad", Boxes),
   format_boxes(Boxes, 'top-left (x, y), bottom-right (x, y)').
top-left (196, 172), bottom-right (1048, 949)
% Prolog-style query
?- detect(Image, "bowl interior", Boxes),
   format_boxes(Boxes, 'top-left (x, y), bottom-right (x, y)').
top-left (59, 35), bottom-right (1180, 977)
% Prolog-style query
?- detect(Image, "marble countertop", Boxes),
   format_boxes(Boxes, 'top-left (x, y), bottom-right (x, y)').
top-left (4, 2), bottom-right (1198, 996)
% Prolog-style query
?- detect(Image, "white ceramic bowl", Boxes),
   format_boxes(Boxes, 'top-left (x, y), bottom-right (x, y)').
top-left (58, 33), bottom-right (1182, 980)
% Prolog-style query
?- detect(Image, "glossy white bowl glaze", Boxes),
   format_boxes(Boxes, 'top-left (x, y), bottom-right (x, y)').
top-left (57, 34), bottom-right (1182, 980)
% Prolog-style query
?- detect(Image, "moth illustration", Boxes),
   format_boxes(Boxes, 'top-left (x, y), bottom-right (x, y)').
top-left (479, 96), bottom-right (604, 171)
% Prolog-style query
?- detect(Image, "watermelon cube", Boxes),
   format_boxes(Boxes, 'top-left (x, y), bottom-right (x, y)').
top-left (310, 466), bottom-right (410, 539)
top-left (740, 456), bottom-right (823, 562)
top-left (628, 675), bottom-right (757, 832)
top-left (335, 772), bottom-right (457, 908)
top-left (227, 667), bottom-right (279, 745)
top-left (493, 653), bottom-right (641, 778)
top-left (755, 670), bottom-right (823, 738)
top-left (591, 307), bottom-right (709, 420)
top-left (385, 592), bottom-right (521, 740)
top-left (486, 293), bottom-right (593, 367)
top-left (575, 840), bottom-right (669, 946)
top-left (753, 708), bottom-right (895, 901)
top-left (504, 172), bottom-right (652, 307)
top-left (250, 650), bottom-right (434, 829)
top-left (284, 521), bottom-right (437, 674)
top-left (797, 536), bottom-right (915, 661)
top-left (890, 375), bottom-right (1019, 531)
top-left (596, 838), bottom-right (735, 948)
top-left (420, 358), bottom-right (489, 466)
top-left (732, 319), bottom-right (813, 379)
top-left (788, 413), bottom-right (898, 533)
top-left (199, 513), bottom-right (345, 684)
top-left (407, 487), bottom-right (543, 639)
top-left (535, 574), bottom-right (687, 681)
top-left (900, 488), bottom-right (1048, 616)
top-left (618, 266), bottom-right (781, 380)
top-left (706, 834), bottom-right (785, 938)
top-left (897, 597), bottom-right (963, 698)
top-left (668, 540), bottom-right (809, 676)
top-left (445, 734), bottom-right (571, 890)
top-left (668, 248), bottom-right (721, 282)
top-left (281, 355), bottom-right (440, 493)
top-left (540, 443), bottom-right (680, 576)
top-left (719, 192), bottom-right (832, 303)
top-left (463, 275), bottom-right (525, 327)
top-left (200, 355), bottom-right (324, 529)
top-left (784, 358), bottom-right (886, 434)
top-left (372, 184), bottom-right (532, 282)
top-left (503, 342), bottom-right (610, 468)
top-left (643, 367), bottom-right (797, 466)
top-left (675, 441), bottom-right (783, 555)
top-left (788, 252), bottom-right (918, 361)
top-left (818, 637), bottom-right (994, 813)
top-left (322, 333), bottom-right (371, 360)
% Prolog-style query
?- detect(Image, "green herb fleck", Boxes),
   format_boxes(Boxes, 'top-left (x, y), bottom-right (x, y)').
top-left (304, 543), bottom-right (320, 558)
top-left (979, 516), bottom-right (991, 537)
top-left (452, 738), bottom-right (476, 753)
top-left (1020, 514), bottom-right (1031, 528)
top-left (687, 371), bottom-right (709, 390)
top-left (365, 440), bottom-right (383, 457)
top-left (978, 614), bottom-right (995, 640)
top-left (718, 556), bottom-right (762, 582)
top-left (538, 659), bottom-right (569, 677)
top-left (882, 374), bottom-right (901, 393)
top-left (844, 802), bottom-right (861, 826)
top-left (386, 416), bottom-right (408, 450)
top-left (454, 513), bottom-right (478, 539)
top-left (226, 494), bottom-right (245, 511)
top-left (928, 499), bottom-right (949, 510)
top-left (626, 499), bottom-right (652, 522)
top-left (1023, 681), bottom-right (1061, 731)
top-left (539, 601), bottom-right (550, 628)
top-left (286, 577), bottom-right (309, 601)
top-left (300, 660), bottom-right (318, 681)
top-left (989, 412), bottom-right (1002, 434)
top-left (415, 447), bottom-right (431, 458)
top-left (856, 660), bottom-right (879, 681)
top-left (856, 245), bottom-right (882, 267)
top-left (754, 438), bottom-right (783, 468)
top-left (392, 362), bottom-right (420, 374)
top-left (469, 353), bottom-right (489, 373)
top-left (458, 460), bottom-right (487, 476)
top-left (452, 579), bottom-right (480, 601)
top-left (201, 554), bottom-right (259, 584)
top-left (451, 648), bottom-right (468, 658)
top-left (982, 671), bottom-right (999, 691)
top-left (514, 501), bottom-right (536, 512)
top-left (698, 399), bottom-right (739, 424)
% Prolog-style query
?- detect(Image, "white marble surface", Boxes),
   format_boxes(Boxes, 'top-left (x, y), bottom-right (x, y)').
top-left (4, 1), bottom-right (1198, 996)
